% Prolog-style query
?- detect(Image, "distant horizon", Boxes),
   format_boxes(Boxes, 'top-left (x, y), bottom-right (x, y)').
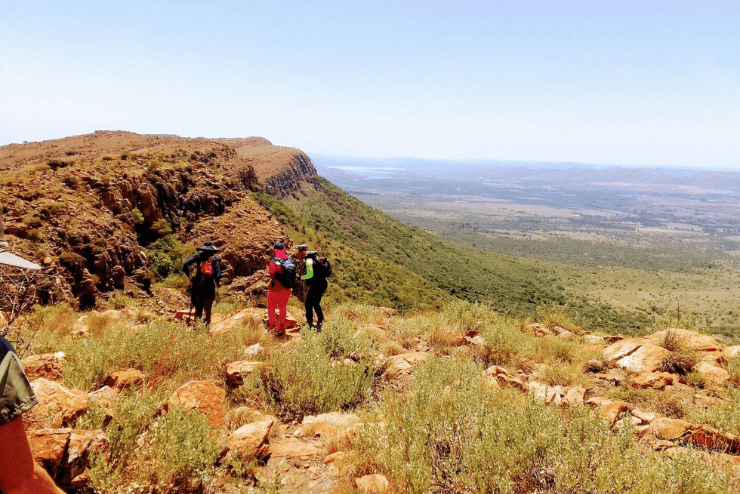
top-left (1, 129), bottom-right (737, 174)
top-left (310, 153), bottom-right (740, 174)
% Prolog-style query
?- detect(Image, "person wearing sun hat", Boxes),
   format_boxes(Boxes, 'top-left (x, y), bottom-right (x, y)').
top-left (267, 242), bottom-right (294, 335)
top-left (183, 240), bottom-right (222, 326)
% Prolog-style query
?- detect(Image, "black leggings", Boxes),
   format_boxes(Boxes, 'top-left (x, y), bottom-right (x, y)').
top-left (305, 278), bottom-right (327, 327)
top-left (192, 294), bottom-right (216, 325)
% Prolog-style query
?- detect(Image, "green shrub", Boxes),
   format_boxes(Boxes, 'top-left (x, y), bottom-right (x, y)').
top-left (256, 320), bottom-right (379, 420)
top-left (60, 320), bottom-right (249, 391)
top-left (355, 357), bottom-right (731, 494)
top-left (89, 393), bottom-right (219, 493)
top-left (131, 208), bottom-right (145, 225)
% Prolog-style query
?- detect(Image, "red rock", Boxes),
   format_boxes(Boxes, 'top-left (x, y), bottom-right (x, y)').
top-left (616, 343), bottom-right (671, 374)
top-left (599, 401), bottom-right (633, 426)
top-left (649, 329), bottom-right (721, 352)
top-left (105, 368), bottom-right (145, 390)
top-left (21, 352), bottom-right (65, 381)
top-left (167, 380), bottom-right (226, 428)
top-left (226, 361), bottom-right (264, 387)
top-left (27, 428), bottom-right (108, 490)
top-left (28, 428), bottom-right (70, 467)
top-left (682, 425), bottom-right (740, 454)
top-left (27, 379), bottom-right (90, 428)
top-left (227, 418), bottom-right (274, 459)
top-left (602, 340), bottom-right (642, 362)
top-left (632, 371), bottom-right (675, 390)
top-left (267, 438), bottom-right (321, 458)
top-left (693, 361), bottom-right (729, 388)
top-left (647, 418), bottom-right (692, 441)
top-left (383, 352), bottom-right (430, 378)
top-left (562, 386), bottom-right (586, 407)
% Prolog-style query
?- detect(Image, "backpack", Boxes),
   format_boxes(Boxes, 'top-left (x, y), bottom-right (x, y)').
top-left (273, 257), bottom-right (297, 289)
top-left (200, 258), bottom-right (214, 276)
top-left (313, 256), bottom-right (332, 278)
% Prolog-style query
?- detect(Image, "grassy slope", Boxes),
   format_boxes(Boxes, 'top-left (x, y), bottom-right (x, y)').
top-left (267, 177), bottom-right (653, 333)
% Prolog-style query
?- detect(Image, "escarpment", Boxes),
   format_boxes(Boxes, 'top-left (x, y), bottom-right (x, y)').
top-left (0, 131), bottom-right (316, 309)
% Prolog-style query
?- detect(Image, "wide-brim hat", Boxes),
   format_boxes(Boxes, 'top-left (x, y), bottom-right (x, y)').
top-left (196, 241), bottom-right (220, 252)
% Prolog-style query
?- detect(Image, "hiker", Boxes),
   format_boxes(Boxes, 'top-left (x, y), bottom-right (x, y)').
top-left (267, 242), bottom-right (295, 336)
top-left (296, 244), bottom-right (330, 331)
top-left (0, 337), bottom-right (66, 493)
top-left (182, 241), bottom-right (222, 326)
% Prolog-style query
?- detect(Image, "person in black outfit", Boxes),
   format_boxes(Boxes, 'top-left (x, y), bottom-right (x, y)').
top-left (182, 241), bottom-right (222, 326)
top-left (296, 244), bottom-right (328, 331)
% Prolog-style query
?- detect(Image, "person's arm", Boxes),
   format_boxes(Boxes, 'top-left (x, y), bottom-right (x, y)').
top-left (301, 258), bottom-right (314, 281)
top-left (0, 417), bottom-right (65, 494)
top-left (182, 253), bottom-right (199, 277)
top-left (213, 256), bottom-right (222, 286)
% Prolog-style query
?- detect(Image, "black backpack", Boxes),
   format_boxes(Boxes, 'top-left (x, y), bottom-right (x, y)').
top-left (273, 257), bottom-right (297, 289)
top-left (310, 253), bottom-right (332, 278)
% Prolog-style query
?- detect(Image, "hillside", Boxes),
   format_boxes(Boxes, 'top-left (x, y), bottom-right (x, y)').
top-left (3, 133), bottom-right (740, 493)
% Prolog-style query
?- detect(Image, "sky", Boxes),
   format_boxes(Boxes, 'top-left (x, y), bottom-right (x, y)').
top-left (1, 1), bottom-right (739, 169)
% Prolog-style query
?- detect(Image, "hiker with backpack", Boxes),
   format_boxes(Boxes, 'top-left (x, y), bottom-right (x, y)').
top-left (296, 244), bottom-right (331, 331)
top-left (182, 241), bottom-right (222, 327)
top-left (267, 242), bottom-right (296, 336)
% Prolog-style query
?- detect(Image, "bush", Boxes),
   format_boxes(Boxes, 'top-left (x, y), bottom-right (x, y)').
top-left (256, 319), bottom-right (379, 420)
top-left (89, 394), bottom-right (220, 493)
top-left (355, 357), bottom-right (732, 494)
top-left (60, 320), bottom-right (249, 391)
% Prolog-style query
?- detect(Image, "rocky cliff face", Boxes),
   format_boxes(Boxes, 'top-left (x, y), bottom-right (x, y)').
top-left (261, 152), bottom-right (317, 197)
top-left (0, 131), bottom-right (315, 309)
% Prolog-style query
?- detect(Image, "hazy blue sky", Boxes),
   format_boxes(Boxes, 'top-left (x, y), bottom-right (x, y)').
top-left (1, 1), bottom-right (738, 168)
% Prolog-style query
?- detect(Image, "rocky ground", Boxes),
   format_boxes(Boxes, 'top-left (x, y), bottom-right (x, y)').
top-left (18, 301), bottom-right (740, 493)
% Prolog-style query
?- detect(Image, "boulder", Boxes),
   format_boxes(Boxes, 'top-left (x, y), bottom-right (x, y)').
top-left (105, 368), bottom-right (145, 391)
top-left (599, 401), bottom-right (633, 426)
top-left (496, 374), bottom-right (528, 393)
top-left (267, 438), bottom-right (321, 458)
top-left (293, 422), bottom-right (340, 439)
top-left (227, 418), bottom-right (274, 459)
top-left (464, 334), bottom-right (486, 346)
top-left (27, 379), bottom-right (90, 428)
top-left (585, 396), bottom-right (613, 409)
top-left (562, 386), bottom-right (586, 407)
top-left (383, 352), bottom-right (431, 378)
top-left (527, 322), bottom-right (553, 337)
top-left (603, 340), bottom-right (642, 362)
top-left (693, 361), bottom-right (729, 388)
top-left (649, 329), bottom-right (721, 353)
top-left (682, 425), bottom-right (740, 455)
top-left (22, 352), bottom-right (66, 381)
top-left (632, 371), bottom-right (675, 390)
top-left (167, 380), bottom-right (226, 428)
top-left (355, 473), bottom-right (390, 493)
top-left (546, 386), bottom-right (565, 406)
top-left (615, 343), bottom-right (671, 374)
top-left (646, 418), bottom-right (692, 441)
top-left (88, 386), bottom-right (118, 405)
top-left (226, 361), bottom-right (264, 387)
top-left (28, 428), bottom-right (108, 490)
top-left (631, 408), bottom-right (662, 425)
